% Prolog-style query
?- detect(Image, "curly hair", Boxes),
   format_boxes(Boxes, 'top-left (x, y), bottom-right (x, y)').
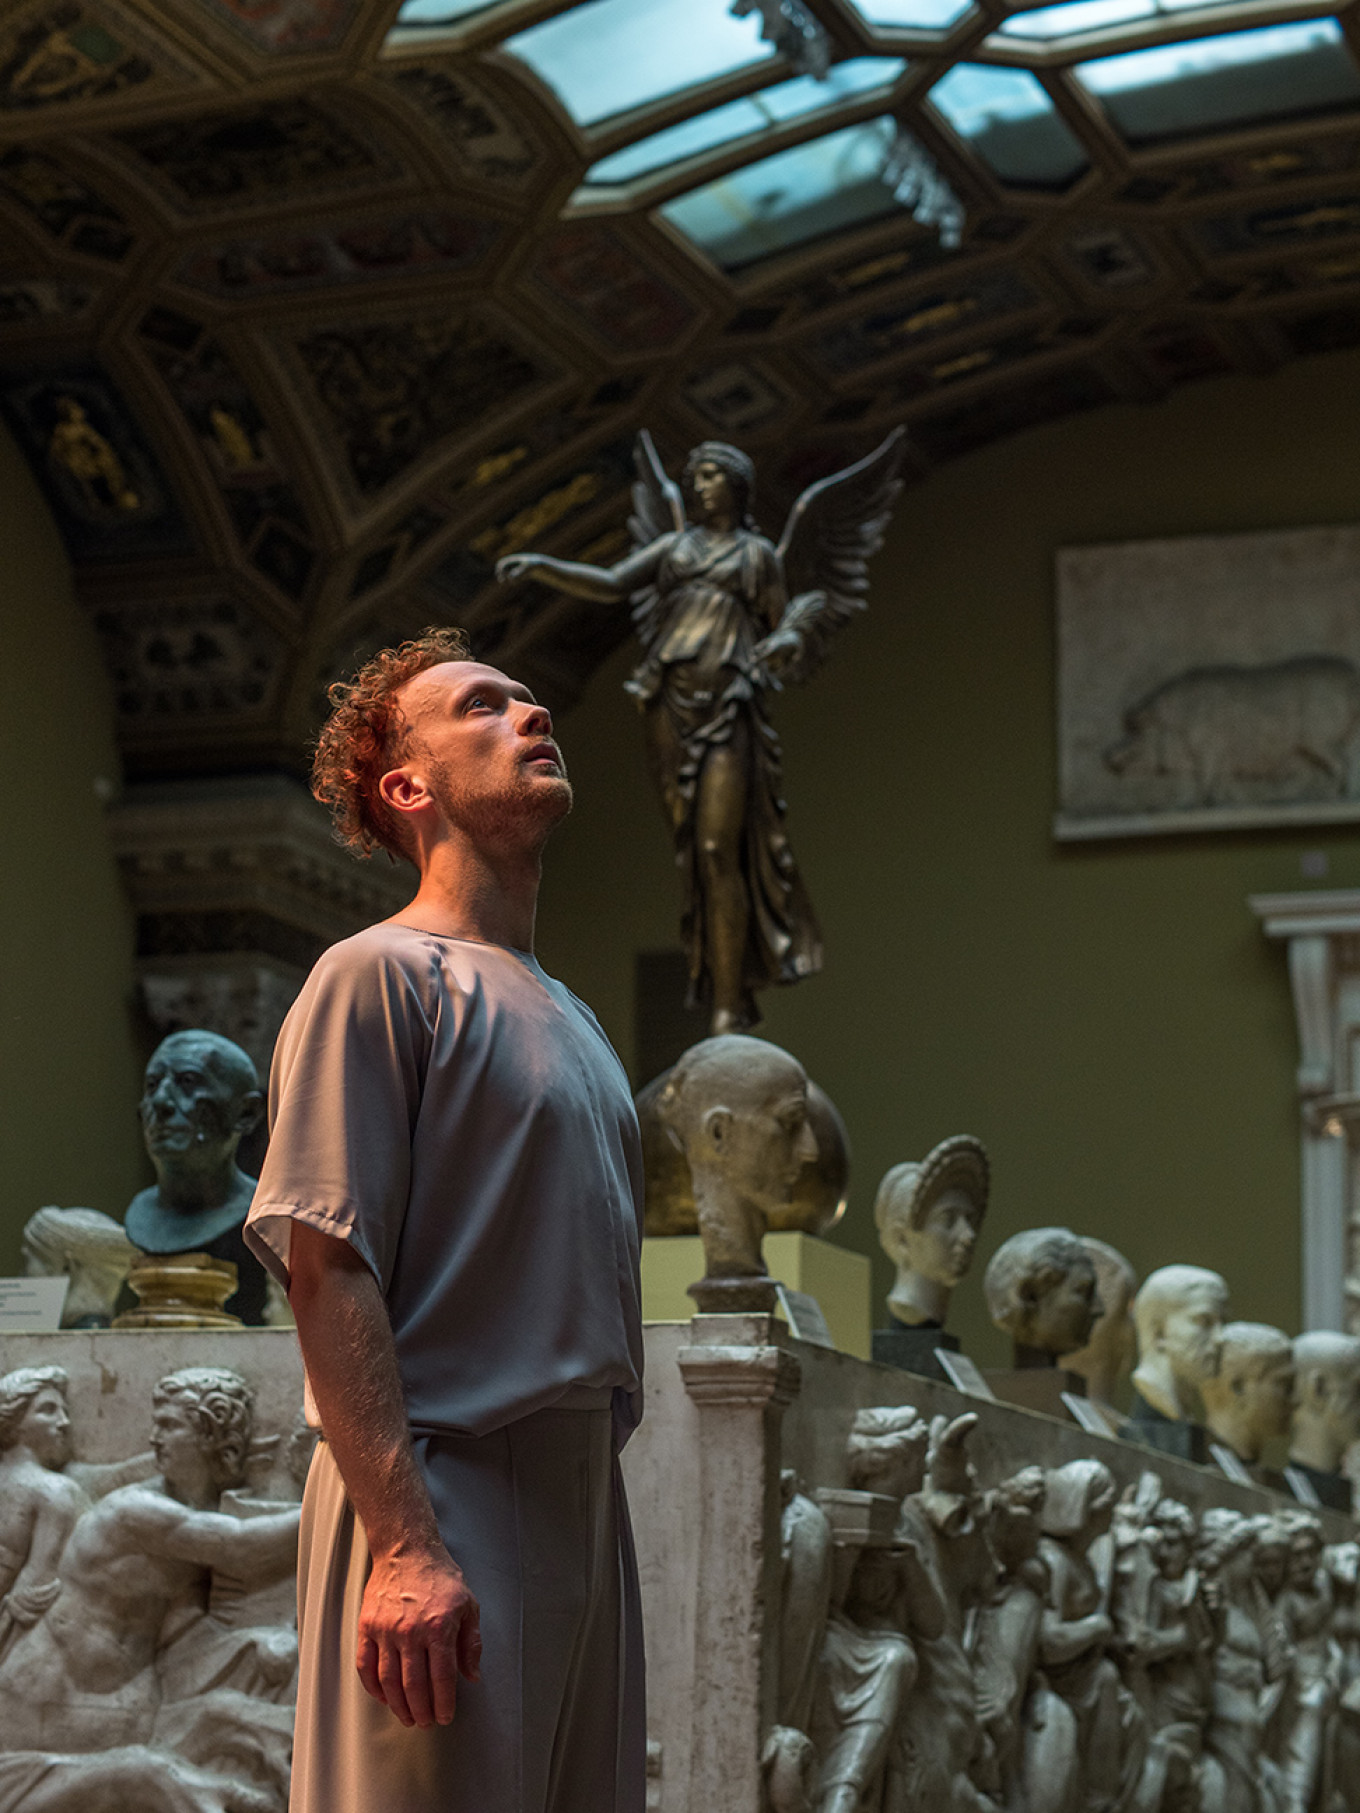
top-left (312, 626), bottom-right (473, 860)
top-left (153, 1366), bottom-right (255, 1491)
top-left (0, 1366), bottom-right (68, 1452)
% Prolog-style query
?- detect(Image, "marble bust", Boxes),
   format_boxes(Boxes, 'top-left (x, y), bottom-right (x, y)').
top-left (20, 1207), bottom-right (137, 1328)
top-left (1129, 1264), bottom-right (1229, 1425)
top-left (873, 1136), bottom-right (989, 1331)
top-left (1199, 1322), bottom-right (1294, 1465)
top-left (657, 1034), bottom-right (818, 1313)
top-left (124, 1031), bottom-right (268, 1325)
top-left (1289, 1330), bottom-right (1360, 1501)
top-left (1059, 1238), bottom-right (1138, 1407)
top-left (982, 1227), bottom-right (1100, 1362)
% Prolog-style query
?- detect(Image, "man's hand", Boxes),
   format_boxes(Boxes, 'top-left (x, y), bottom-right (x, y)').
top-left (357, 1545), bottom-right (482, 1729)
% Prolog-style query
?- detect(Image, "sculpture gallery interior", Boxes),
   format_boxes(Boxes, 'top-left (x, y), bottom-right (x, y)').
top-left (2, 0), bottom-right (1360, 1806)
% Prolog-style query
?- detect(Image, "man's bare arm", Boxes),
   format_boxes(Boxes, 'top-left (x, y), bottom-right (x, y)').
top-left (287, 1221), bottom-right (481, 1730)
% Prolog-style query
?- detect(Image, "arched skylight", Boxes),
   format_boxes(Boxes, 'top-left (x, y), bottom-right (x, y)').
top-left (928, 63), bottom-right (1088, 183)
top-left (502, 0), bottom-right (775, 127)
top-left (995, 0), bottom-right (1243, 39)
top-left (394, 0), bottom-right (499, 22)
top-left (659, 116), bottom-right (913, 267)
top-left (580, 58), bottom-right (906, 187)
top-left (1074, 17), bottom-right (1360, 140)
top-left (844, 0), bottom-right (976, 30)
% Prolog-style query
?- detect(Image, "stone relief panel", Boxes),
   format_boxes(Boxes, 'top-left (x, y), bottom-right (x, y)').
top-left (382, 65), bottom-right (539, 184)
top-left (1056, 524), bottom-right (1360, 839)
top-left (112, 100), bottom-right (395, 209)
top-left (0, 363), bottom-right (191, 560)
top-left (0, 147), bottom-right (133, 260)
top-left (292, 308), bottom-right (554, 497)
top-left (176, 208), bottom-right (503, 299)
top-left (0, 1333), bottom-right (305, 1813)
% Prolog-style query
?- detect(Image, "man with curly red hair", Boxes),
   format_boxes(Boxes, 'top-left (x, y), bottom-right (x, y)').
top-left (245, 630), bottom-right (645, 1813)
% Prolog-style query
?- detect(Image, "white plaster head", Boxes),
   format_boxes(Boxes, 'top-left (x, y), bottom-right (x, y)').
top-left (0, 1366), bottom-right (71, 1470)
top-left (983, 1227), bottom-right (1100, 1357)
top-left (1059, 1237), bottom-right (1138, 1406)
top-left (1148, 1498), bottom-right (1196, 1581)
top-left (1284, 1509), bottom-right (1324, 1590)
top-left (1196, 1507), bottom-right (1255, 1591)
top-left (21, 1206), bottom-right (137, 1327)
top-left (1290, 1330), bottom-right (1360, 1475)
top-left (1200, 1321), bottom-right (1294, 1464)
top-left (658, 1035), bottom-right (817, 1279)
top-left (1252, 1512), bottom-right (1292, 1597)
top-left (845, 1404), bottom-right (931, 1502)
top-left (874, 1136), bottom-right (988, 1330)
top-left (986, 1466), bottom-right (1047, 1574)
top-left (152, 1366), bottom-right (255, 1497)
top-left (1131, 1264), bottom-right (1229, 1421)
top-left (1040, 1458), bottom-right (1118, 1547)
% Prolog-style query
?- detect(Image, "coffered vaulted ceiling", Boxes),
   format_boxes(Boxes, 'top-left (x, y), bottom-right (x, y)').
top-left (4, 0), bottom-right (1359, 778)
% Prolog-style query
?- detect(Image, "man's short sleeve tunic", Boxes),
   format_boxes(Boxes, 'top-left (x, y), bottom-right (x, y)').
top-left (244, 924), bottom-right (644, 1437)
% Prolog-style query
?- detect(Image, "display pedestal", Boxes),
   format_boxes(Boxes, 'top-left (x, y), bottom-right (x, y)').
top-left (871, 1324), bottom-right (959, 1382)
top-left (986, 1366), bottom-right (1085, 1419)
top-left (642, 1232), bottom-right (870, 1358)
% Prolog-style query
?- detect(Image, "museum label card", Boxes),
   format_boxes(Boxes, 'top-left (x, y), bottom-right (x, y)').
top-left (0, 1278), bottom-right (67, 1331)
top-left (776, 1286), bottom-right (834, 1349)
top-left (935, 1350), bottom-right (996, 1400)
top-left (1210, 1442), bottom-right (1254, 1487)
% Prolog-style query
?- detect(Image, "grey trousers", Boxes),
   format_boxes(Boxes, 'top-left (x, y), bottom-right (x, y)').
top-left (291, 1407), bottom-right (645, 1813)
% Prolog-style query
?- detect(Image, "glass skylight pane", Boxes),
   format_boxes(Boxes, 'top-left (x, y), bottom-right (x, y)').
top-left (394, 0), bottom-right (495, 22)
top-left (583, 58), bottom-right (906, 185)
top-left (999, 0), bottom-right (1152, 38)
top-left (1075, 19), bottom-right (1360, 140)
top-left (660, 116), bottom-right (908, 268)
top-left (503, 0), bottom-right (774, 127)
top-left (929, 63), bottom-right (1089, 183)
top-left (846, 0), bottom-right (974, 28)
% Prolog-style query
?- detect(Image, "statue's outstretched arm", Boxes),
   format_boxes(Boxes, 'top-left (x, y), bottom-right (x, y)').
top-left (495, 537), bottom-right (669, 603)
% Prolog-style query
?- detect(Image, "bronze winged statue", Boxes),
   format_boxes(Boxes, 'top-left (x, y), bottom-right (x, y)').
top-left (496, 428), bottom-right (906, 1035)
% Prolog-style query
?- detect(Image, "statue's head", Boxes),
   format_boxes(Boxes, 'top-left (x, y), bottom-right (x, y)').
top-left (1059, 1237), bottom-right (1138, 1389)
top-left (0, 1366), bottom-right (71, 1469)
top-left (140, 1031), bottom-right (262, 1192)
top-left (845, 1404), bottom-right (930, 1501)
top-left (657, 1035), bottom-right (817, 1215)
top-left (1132, 1264), bottom-right (1228, 1389)
top-left (1285, 1509), bottom-right (1324, 1588)
top-left (983, 1226), bottom-right (1100, 1355)
top-left (874, 1137), bottom-right (988, 1291)
top-left (683, 442), bottom-right (756, 528)
top-left (986, 1465), bottom-right (1047, 1571)
top-left (1200, 1321), bottom-right (1294, 1453)
top-left (21, 1207), bottom-right (135, 1285)
top-left (1040, 1458), bottom-right (1117, 1544)
top-left (1197, 1507), bottom-right (1254, 1585)
top-left (152, 1366), bottom-right (254, 1494)
top-left (1252, 1512), bottom-right (1292, 1596)
top-left (1149, 1498), bottom-right (1196, 1581)
top-left (1292, 1330), bottom-right (1360, 1452)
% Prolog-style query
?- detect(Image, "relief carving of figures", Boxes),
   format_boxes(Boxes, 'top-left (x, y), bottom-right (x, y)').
top-left (1197, 1509), bottom-right (1287, 1813)
top-left (497, 428), bottom-right (905, 1033)
top-left (0, 1363), bottom-right (301, 1813)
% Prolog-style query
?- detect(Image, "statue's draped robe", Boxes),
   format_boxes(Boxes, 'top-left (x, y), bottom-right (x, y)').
top-left (628, 525), bottom-right (822, 1026)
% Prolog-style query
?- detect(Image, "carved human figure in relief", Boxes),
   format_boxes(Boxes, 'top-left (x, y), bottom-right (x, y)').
top-left (1272, 1513), bottom-right (1334, 1813)
top-left (874, 1137), bottom-right (989, 1333)
top-left (1199, 1324), bottom-right (1294, 1466)
top-left (0, 1367), bottom-right (299, 1761)
top-left (1129, 1265), bottom-right (1230, 1425)
top-left (982, 1228), bottom-right (1101, 1363)
top-left (1325, 1542), bottom-right (1360, 1813)
top-left (496, 429), bottom-right (904, 1032)
top-left (126, 1032), bottom-right (269, 1325)
top-left (1033, 1459), bottom-right (1136, 1813)
top-left (968, 1465), bottom-right (1054, 1811)
top-left (1060, 1239), bottom-right (1138, 1408)
top-left (656, 1033), bottom-right (817, 1310)
top-left (0, 1369), bottom-right (83, 1653)
top-left (1289, 1331), bottom-right (1360, 1503)
top-left (1196, 1510), bottom-right (1286, 1813)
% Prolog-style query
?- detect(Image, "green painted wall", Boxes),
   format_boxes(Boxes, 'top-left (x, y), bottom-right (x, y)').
top-left (0, 419), bottom-right (144, 1264)
top-left (537, 346), bottom-right (1360, 1370)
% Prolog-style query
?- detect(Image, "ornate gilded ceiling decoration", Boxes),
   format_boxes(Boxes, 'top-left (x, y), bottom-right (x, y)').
top-left (0, 0), bottom-right (1354, 780)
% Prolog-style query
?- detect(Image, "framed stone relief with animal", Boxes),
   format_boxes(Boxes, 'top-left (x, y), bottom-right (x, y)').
top-left (1054, 523), bottom-right (1360, 840)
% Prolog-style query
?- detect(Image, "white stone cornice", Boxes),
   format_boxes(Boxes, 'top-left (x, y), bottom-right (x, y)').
top-left (676, 1342), bottom-right (802, 1410)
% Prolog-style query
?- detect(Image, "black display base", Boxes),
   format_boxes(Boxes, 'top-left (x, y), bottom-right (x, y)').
top-left (1119, 1414), bottom-right (1210, 1465)
top-left (872, 1325), bottom-right (960, 1382)
top-left (1286, 1460), bottom-right (1354, 1512)
top-left (986, 1367), bottom-right (1086, 1420)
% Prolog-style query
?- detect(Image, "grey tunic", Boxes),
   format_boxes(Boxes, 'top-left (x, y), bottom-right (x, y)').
top-left (245, 923), bottom-right (645, 1437)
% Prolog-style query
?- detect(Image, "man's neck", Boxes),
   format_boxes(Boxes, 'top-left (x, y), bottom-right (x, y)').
top-left (393, 833), bottom-right (543, 952)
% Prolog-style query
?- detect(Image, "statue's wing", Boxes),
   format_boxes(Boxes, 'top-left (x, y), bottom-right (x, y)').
top-left (770, 426), bottom-right (907, 682)
top-left (628, 430), bottom-right (685, 551)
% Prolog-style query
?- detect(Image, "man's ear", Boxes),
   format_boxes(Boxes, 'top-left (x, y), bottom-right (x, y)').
top-left (235, 1090), bottom-right (264, 1140)
top-left (378, 765), bottom-right (431, 820)
top-left (700, 1105), bottom-right (733, 1154)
